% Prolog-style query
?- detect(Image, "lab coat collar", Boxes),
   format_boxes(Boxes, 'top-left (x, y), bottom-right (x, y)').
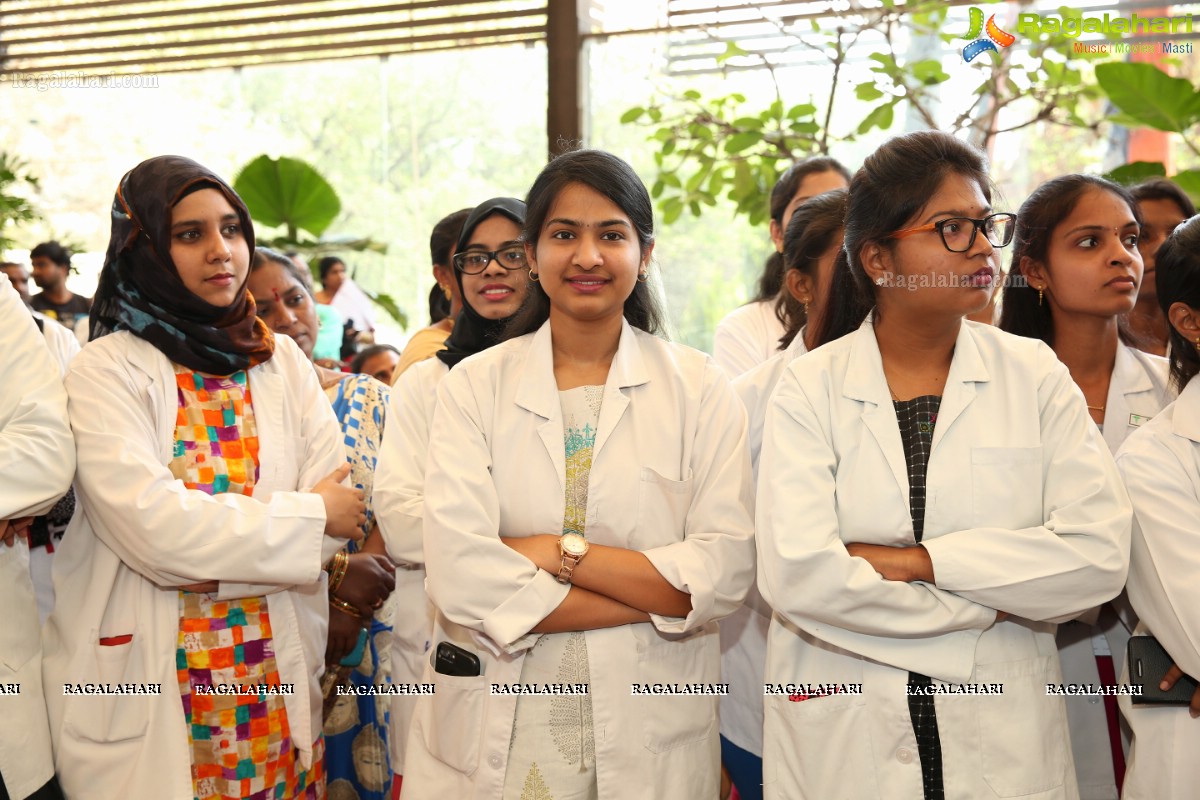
top-left (1173, 378), bottom-right (1200, 444)
top-left (843, 316), bottom-right (992, 504)
top-left (1112, 343), bottom-right (1154, 398)
top-left (515, 318), bottom-right (651, 484)
top-left (514, 318), bottom-right (650, 417)
top-left (841, 316), bottom-right (990, 403)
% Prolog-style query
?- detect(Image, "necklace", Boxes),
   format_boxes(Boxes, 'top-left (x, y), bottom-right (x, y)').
top-left (1087, 404), bottom-right (1105, 412)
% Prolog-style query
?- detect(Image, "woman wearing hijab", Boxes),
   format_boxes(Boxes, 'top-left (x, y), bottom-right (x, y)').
top-left (42, 155), bottom-right (366, 800)
top-left (373, 197), bottom-right (529, 796)
top-left (247, 247), bottom-right (397, 800)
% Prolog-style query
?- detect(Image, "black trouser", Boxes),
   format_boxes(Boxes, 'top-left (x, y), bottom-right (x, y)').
top-left (0, 770), bottom-right (66, 800)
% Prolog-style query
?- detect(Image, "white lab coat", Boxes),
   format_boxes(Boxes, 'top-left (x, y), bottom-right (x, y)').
top-left (1114, 377), bottom-right (1200, 799)
top-left (1058, 344), bottom-right (1171, 799)
top-left (27, 310), bottom-right (81, 623)
top-left (712, 298), bottom-right (786, 378)
top-left (42, 331), bottom-right (346, 800)
top-left (373, 354), bottom-right (445, 773)
top-left (0, 273), bottom-right (75, 800)
top-left (33, 309), bottom-right (81, 375)
top-left (757, 318), bottom-right (1132, 800)
top-left (401, 319), bottom-right (756, 800)
top-left (720, 330), bottom-right (808, 758)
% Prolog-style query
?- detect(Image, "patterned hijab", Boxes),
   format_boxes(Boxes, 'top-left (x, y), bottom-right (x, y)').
top-left (437, 197), bottom-right (527, 369)
top-left (90, 155), bottom-right (274, 373)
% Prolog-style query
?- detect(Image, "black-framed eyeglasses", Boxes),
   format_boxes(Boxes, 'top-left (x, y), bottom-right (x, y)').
top-left (889, 212), bottom-right (1016, 253)
top-left (452, 245), bottom-right (528, 274)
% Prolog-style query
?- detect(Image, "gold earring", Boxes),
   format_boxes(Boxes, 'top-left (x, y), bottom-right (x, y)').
top-left (1038, 287), bottom-right (1044, 306)
top-left (440, 283), bottom-right (451, 300)
top-left (528, 271), bottom-right (540, 282)
top-left (802, 301), bottom-right (810, 316)
top-left (1194, 336), bottom-right (1200, 353)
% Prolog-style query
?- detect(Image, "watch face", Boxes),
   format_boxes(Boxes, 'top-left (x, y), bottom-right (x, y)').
top-left (562, 534), bottom-right (588, 556)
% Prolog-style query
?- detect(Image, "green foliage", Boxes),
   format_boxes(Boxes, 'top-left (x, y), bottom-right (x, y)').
top-left (1104, 161), bottom-right (1166, 185)
top-left (622, 0), bottom-right (1113, 226)
top-left (1171, 169), bottom-right (1200, 205)
top-left (233, 155), bottom-right (342, 240)
top-left (1094, 63), bottom-right (1200, 205)
top-left (0, 153), bottom-right (42, 251)
top-left (622, 95), bottom-right (822, 225)
top-left (234, 154), bottom-right (401, 324)
top-left (1096, 62), bottom-right (1200, 133)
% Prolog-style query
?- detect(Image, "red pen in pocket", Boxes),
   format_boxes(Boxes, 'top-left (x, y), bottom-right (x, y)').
top-left (99, 634), bottom-right (133, 646)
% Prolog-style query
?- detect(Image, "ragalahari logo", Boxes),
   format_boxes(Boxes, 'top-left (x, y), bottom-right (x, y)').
top-left (962, 7), bottom-right (1016, 62)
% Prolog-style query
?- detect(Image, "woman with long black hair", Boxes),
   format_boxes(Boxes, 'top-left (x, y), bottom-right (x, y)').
top-left (400, 151), bottom-right (754, 800)
top-left (758, 132), bottom-right (1131, 799)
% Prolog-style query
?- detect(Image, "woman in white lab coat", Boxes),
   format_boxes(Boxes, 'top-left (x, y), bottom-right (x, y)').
top-left (757, 131), bottom-right (1132, 800)
top-left (1114, 215), bottom-right (1200, 798)
top-left (0, 271), bottom-right (75, 800)
top-left (999, 175), bottom-right (1173, 798)
top-left (712, 157), bottom-right (850, 377)
top-left (41, 156), bottom-right (365, 800)
top-left (372, 196), bottom-right (530, 789)
top-left (722, 188), bottom-right (847, 800)
top-left (400, 149), bottom-right (755, 800)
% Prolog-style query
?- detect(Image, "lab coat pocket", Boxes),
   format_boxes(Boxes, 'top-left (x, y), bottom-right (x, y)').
top-left (634, 627), bottom-right (718, 753)
top-left (0, 562), bottom-right (39, 673)
top-left (971, 447), bottom-right (1042, 528)
top-left (62, 633), bottom-right (150, 743)
top-left (762, 690), bottom-right (874, 797)
top-left (635, 467), bottom-right (694, 548)
top-left (415, 670), bottom-right (486, 774)
top-left (975, 655), bottom-right (1066, 796)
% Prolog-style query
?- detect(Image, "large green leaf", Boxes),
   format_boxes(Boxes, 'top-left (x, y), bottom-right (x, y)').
top-left (1095, 62), bottom-right (1200, 133)
top-left (1104, 161), bottom-right (1166, 186)
top-left (233, 155), bottom-right (341, 239)
top-left (1170, 168), bottom-right (1200, 206)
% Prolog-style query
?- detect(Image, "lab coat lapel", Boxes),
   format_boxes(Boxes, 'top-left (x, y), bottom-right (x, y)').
top-left (593, 320), bottom-right (648, 461)
top-left (1102, 344), bottom-right (1153, 452)
top-left (1172, 378), bottom-right (1200, 444)
top-left (843, 320), bottom-right (910, 504)
top-left (929, 323), bottom-right (989, 455)
top-left (247, 362), bottom-right (287, 494)
top-left (514, 322), bottom-right (566, 491)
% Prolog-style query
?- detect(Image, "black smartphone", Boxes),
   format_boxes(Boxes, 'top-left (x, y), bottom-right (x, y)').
top-left (1128, 635), bottom-right (1199, 705)
top-left (433, 641), bottom-right (481, 677)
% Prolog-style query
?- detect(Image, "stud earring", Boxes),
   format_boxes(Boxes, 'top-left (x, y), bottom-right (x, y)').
top-left (637, 271), bottom-right (649, 283)
top-left (874, 276), bottom-right (886, 287)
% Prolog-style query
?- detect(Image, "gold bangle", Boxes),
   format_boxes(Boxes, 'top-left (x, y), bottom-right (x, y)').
top-left (328, 549), bottom-right (349, 594)
top-left (329, 594), bottom-right (361, 619)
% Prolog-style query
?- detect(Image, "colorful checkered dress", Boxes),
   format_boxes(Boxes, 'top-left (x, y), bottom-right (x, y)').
top-left (170, 366), bottom-right (324, 800)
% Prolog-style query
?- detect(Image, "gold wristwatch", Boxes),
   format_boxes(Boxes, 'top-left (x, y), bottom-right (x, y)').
top-left (556, 533), bottom-right (590, 584)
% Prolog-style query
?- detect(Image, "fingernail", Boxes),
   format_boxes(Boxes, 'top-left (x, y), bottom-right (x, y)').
top-left (1191, 708), bottom-right (1200, 719)
top-left (1161, 680), bottom-right (1171, 690)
